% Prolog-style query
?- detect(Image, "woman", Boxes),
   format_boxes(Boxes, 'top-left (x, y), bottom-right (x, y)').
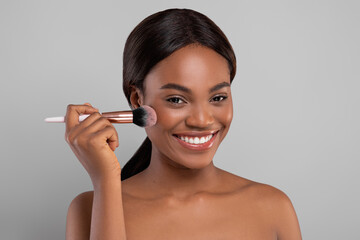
top-left (65, 8), bottom-right (302, 239)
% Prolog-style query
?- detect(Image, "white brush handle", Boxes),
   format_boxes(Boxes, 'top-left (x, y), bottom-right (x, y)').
top-left (44, 115), bottom-right (90, 123)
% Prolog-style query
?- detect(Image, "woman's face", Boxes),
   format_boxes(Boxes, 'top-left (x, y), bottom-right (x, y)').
top-left (138, 44), bottom-right (233, 169)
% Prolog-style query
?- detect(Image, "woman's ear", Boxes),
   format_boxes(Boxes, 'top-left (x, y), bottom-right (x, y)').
top-left (129, 86), bottom-right (144, 109)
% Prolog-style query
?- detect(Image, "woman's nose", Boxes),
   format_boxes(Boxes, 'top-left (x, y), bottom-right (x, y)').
top-left (185, 104), bottom-right (214, 129)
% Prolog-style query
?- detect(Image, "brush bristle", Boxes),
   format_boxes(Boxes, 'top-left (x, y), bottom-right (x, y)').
top-left (132, 105), bottom-right (157, 127)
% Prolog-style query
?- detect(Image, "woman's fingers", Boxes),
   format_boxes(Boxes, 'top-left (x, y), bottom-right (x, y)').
top-left (64, 103), bottom-right (121, 181)
top-left (68, 112), bottom-right (102, 140)
top-left (95, 125), bottom-right (119, 152)
top-left (65, 103), bottom-right (119, 152)
top-left (65, 104), bottom-right (98, 133)
top-left (65, 104), bottom-right (96, 131)
top-left (83, 103), bottom-right (98, 110)
top-left (84, 118), bottom-right (119, 151)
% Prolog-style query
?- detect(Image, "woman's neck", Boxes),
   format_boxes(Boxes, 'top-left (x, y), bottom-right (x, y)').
top-left (134, 148), bottom-right (223, 200)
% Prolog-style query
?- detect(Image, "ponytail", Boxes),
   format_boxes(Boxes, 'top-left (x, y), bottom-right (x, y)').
top-left (121, 137), bottom-right (152, 181)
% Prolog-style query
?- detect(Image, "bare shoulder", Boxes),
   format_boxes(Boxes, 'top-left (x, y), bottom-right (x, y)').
top-left (243, 180), bottom-right (293, 206)
top-left (223, 170), bottom-right (302, 239)
top-left (66, 191), bottom-right (94, 240)
top-left (219, 169), bottom-right (296, 207)
top-left (67, 191), bottom-right (94, 216)
top-left (250, 183), bottom-right (302, 239)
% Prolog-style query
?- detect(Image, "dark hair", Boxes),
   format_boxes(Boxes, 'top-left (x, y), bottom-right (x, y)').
top-left (121, 8), bottom-right (237, 181)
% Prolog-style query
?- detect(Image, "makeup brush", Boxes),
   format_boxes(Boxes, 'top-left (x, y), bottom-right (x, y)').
top-left (44, 105), bottom-right (157, 127)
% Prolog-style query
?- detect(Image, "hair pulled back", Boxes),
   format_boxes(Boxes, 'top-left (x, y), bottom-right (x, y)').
top-left (121, 8), bottom-right (237, 181)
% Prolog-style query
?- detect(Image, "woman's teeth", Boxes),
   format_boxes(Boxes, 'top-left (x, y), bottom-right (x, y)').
top-left (177, 134), bottom-right (213, 144)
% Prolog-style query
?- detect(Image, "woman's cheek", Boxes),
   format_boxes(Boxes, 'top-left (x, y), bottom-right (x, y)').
top-left (214, 101), bottom-right (233, 126)
top-left (157, 108), bottom-right (184, 129)
top-left (223, 104), bottom-right (233, 126)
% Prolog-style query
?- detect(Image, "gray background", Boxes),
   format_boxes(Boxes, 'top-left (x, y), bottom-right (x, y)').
top-left (1, 0), bottom-right (359, 239)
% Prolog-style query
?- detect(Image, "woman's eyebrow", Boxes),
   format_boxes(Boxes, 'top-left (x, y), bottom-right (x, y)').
top-left (159, 81), bottom-right (230, 93)
top-left (160, 83), bottom-right (191, 93)
top-left (209, 82), bottom-right (230, 93)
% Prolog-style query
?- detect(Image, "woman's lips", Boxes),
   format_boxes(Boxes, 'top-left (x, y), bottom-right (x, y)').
top-left (172, 131), bottom-right (218, 151)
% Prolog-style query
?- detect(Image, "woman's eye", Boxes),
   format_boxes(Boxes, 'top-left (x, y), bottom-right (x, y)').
top-left (211, 95), bottom-right (227, 102)
top-left (167, 97), bottom-right (184, 104)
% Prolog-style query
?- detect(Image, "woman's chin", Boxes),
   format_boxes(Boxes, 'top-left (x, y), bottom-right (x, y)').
top-left (172, 157), bottom-right (215, 170)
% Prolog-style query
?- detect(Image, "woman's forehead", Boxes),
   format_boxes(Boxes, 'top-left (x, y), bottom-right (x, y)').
top-left (144, 45), bottom-right (230, 88)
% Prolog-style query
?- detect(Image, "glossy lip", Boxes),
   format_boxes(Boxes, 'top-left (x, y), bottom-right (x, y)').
top-left (172, 130), bottom-right (219, 151)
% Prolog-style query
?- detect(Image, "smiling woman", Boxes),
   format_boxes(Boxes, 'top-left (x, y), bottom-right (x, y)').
top-left (64, 8), bottom-right (302, 240)
top-left (139, 45), bottom-right (233, 171)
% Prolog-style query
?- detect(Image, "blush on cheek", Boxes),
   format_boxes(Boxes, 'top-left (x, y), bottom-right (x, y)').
top-left (155, 107), bottom-right (185, 128)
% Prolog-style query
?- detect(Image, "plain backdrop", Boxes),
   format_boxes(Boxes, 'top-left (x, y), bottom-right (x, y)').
top-left (1, 0), bottom-right (359, 239)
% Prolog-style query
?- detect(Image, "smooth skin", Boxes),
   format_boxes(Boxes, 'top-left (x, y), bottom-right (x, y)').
top-left (65, 45), bottom-right (302, 240)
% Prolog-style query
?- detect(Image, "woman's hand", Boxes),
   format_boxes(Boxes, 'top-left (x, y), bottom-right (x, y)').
top-left (64, 103), bottom-right (121, 185)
